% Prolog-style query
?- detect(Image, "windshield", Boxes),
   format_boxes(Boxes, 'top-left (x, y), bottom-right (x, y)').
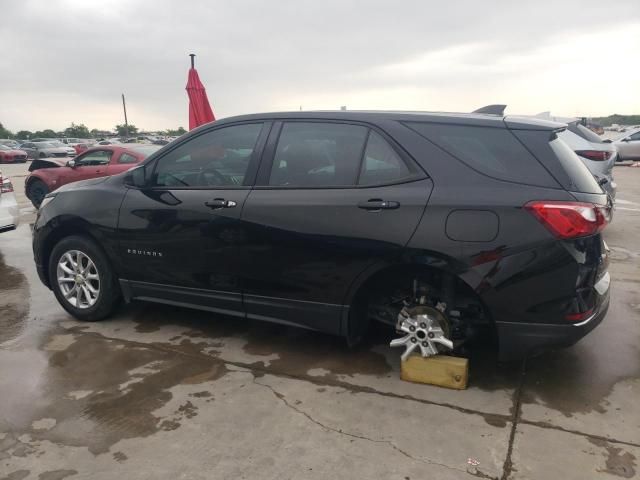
top-left (34, 142), bottom-right (58, 148)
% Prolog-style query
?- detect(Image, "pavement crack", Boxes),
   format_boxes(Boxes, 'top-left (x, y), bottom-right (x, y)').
top-left (500, 358), bottom-right (527, 480)
top-left (69, 328), bottom-right (640, 456)
top-left (251, 374), bottom-right (489, 477)
top-left (72, 327), bottom-right (510, 424)
top-left (518, 419), bottom-right (640, 449)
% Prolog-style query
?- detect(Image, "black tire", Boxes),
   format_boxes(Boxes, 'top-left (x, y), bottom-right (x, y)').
top-left (48, 235), bottom-right (121, 321)
top-left (27, 179), bottom-right (49, 208)
top-left (39, 152), bottom-right (46, 158)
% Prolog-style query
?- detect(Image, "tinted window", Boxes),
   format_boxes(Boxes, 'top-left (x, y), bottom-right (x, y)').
top-left (152, 123), bottom-right (262, 187)
top-left (549, 137), bottom-right (602, 194)
top-left (118, 153), bottom-right (139, 164)
top-left (358, 131), bottom-right (411, 185)
top-left (629, 131), bottom-right (640, 141)
top-left (406, 122), bottom-right (552, 185)
top-left (269, 122), bottom-right (367, 187)
top-left (76, 150), bottom-right (112, 166)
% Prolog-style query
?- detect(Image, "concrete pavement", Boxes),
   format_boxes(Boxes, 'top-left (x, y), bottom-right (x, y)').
top-left (1, 163), bottom-right (638, 479)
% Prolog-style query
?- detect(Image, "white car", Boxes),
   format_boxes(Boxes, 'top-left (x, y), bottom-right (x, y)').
top-left (557, 122), bottom-right (617, 201)
top-left (0, 171), bottom-right (19, 232)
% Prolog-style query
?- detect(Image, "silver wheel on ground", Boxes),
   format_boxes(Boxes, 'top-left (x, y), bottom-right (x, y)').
top-left (56, 250), bottom-right (100, 309)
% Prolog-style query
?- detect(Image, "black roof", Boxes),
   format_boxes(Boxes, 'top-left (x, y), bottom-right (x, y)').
top-left (209, 110), bottom-right (564, 131)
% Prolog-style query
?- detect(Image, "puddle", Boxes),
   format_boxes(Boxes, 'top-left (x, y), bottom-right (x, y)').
top-left (522, 289), bottom-right (640, 417)
top-left (0, 252), bottom-right (30, 344)
top-left (1, 329), bottom-right (229, 455)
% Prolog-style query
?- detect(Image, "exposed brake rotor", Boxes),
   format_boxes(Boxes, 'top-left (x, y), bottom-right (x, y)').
top-left (390, 305), bottom-right (454, 361)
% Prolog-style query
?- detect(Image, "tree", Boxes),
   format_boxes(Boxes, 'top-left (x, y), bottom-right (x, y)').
top-left (0, 122), bottom-right (13, 139)
top-left (115, 124), bottom-right (138, 136)
top-left (15, 130), bottom-right (33, 140)
top-left (166, 127), bottom-right (187, 136)
top-left (64, 123), bottom-right (91, 138)
top-left (33, 129), bottom-right (57, 139)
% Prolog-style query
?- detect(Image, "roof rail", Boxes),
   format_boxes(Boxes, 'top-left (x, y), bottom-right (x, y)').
top-left (472, 104), bottom-right (507, 115)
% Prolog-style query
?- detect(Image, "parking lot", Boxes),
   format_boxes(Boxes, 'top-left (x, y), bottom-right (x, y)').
top-left (1, 162), bottom-right (639, 479)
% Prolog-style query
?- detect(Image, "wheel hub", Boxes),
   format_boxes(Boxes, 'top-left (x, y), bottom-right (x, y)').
top-left (390, 306), bottom-right (454, 361)
top-left (56, 250), bottom-right (100, 309)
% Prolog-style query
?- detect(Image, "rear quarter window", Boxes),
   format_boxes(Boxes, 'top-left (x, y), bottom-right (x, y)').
top-left (405, 122), bottom-right (554, 186)
top-left (549, 136), bottom-right (602, 194)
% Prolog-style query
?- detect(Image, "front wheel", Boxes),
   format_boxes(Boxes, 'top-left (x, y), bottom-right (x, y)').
top-left (49, 236), bottom-right (121, 321)
top-left (27, 179), bottom-right (49, 208)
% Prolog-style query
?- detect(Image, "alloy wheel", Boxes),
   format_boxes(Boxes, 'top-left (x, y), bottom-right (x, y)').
top-left (56, 250), bottom-right (100, 309)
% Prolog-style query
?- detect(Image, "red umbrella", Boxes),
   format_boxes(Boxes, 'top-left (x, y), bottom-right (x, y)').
top-left (186, 54), bottom-right (215, 130)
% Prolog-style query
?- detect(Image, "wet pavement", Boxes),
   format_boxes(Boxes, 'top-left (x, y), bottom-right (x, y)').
top-left (1, 163), bottom-right (639, 479)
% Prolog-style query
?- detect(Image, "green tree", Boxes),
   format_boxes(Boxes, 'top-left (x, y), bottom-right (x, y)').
top-left (15, 130), bottom-right (33, 140)
top-left (0, 122), bottom-right (13, 138)
top-left (64, 123), bottom-right (91, 138)
top-left (33, 129), bottom-right (57, 138)
top-left (167, 127), bottom-right (187, 136)
top-left (115, 124), bottom-right (138, 136)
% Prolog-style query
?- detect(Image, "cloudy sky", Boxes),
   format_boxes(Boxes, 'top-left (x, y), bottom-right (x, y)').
top-left (1, 0), bottom-right (639, 132)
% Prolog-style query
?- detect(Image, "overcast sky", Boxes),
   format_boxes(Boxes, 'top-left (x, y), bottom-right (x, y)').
top-left (1, 0), bottom-right (639, 132)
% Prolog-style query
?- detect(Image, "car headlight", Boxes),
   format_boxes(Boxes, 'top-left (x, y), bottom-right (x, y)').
top-left (40, 194), bottom-right (57, 209)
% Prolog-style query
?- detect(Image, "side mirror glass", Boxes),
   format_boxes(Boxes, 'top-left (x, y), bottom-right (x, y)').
top-left (67, 160), bottom-right (76, 168)
top-left (125, 165), bottom-right (147, 188)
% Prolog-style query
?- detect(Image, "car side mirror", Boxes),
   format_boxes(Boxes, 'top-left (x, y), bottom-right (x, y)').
top-left (124, 165), bottom-right (147, 188)
top-left (66, 159), bottom-right (76, 168)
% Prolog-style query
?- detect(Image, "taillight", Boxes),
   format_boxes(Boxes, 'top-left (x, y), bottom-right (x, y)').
top-left (565, 307), bottom-right (594, 323)
top-left (525, 201), bottom-right (608, 239)
top-left (575, 150), bottom-right (612, 161)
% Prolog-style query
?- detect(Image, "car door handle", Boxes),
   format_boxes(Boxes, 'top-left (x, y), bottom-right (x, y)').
top-left (357, 199), bottom-right (400, 211)
top-left (205, 198), bottom-right (237, 209)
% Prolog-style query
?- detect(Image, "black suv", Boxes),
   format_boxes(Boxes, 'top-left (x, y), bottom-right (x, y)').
top-left (33, 111), bottom-right (611, 360)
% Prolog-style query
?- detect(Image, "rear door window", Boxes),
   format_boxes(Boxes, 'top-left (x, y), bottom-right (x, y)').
top-left (269, 122), bottom-right (368, 187)
top-left (405, 122), bottom-right (553, 186)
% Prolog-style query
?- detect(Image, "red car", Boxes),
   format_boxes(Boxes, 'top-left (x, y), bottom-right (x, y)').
top-left (25, 144), bottom-right (160, 207)
top-left (0, 144), bottom-right (28, 163)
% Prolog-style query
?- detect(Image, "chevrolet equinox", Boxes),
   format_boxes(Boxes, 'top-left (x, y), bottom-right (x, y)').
top-left (33, 111), bottom-right (611, 360)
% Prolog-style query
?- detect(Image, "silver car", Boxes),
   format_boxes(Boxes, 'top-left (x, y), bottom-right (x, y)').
top-left (20, 141), bottom-right (76, 159)
top-left (557, 122), bottom-right (617, 200)
top-left (611, 128), bottom-right (640, 162)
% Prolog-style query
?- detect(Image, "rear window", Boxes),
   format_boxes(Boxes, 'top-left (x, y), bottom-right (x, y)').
top-left (549, 136), bottom-right (602, 194)
top-left (405, 122), bottom-right (553, 186)
top-left (568, 123), bottom-right (603, 144)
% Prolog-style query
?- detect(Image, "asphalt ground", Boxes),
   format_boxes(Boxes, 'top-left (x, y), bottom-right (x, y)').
top-left (1, 162), bottom-right (639, 479)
